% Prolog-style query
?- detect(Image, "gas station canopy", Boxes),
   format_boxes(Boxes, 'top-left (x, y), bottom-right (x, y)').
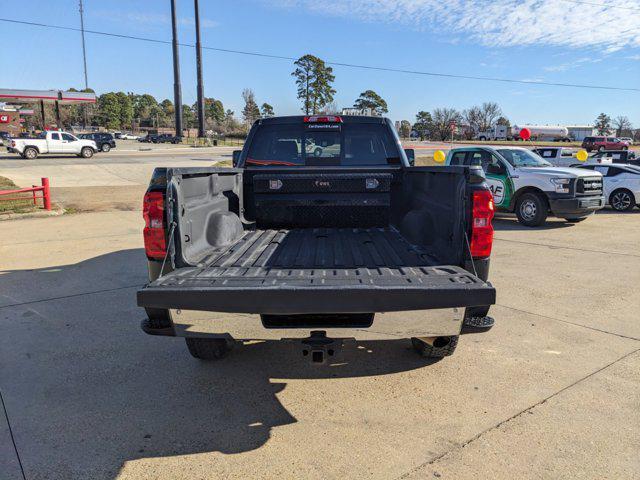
top-left (0, 88), bottom-right (96, 105)
top-left (0, 89), bottom-right (97, 129)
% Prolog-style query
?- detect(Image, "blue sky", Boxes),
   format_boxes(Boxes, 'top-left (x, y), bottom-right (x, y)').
top-left (2, 0), bottom-right (640, 126)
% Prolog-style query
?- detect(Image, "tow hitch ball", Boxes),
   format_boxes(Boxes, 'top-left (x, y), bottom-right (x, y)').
top-left (300, 331), bottom-right (341, 364)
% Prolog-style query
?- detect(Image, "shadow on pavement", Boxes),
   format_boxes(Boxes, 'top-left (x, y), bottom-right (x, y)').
top-left (493, 215), bottom-right (574, 231)
top-left (0, 248), bottom-right (438, 478)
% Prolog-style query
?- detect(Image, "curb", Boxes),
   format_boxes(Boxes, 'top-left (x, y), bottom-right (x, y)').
top-left (0, 207), bottom-right (65, 221)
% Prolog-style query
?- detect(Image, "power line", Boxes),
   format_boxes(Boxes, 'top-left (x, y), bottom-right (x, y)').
top-left (1, 17), bottom-right (639, 93)
top-left (558, 0), bottom-right (640, 11)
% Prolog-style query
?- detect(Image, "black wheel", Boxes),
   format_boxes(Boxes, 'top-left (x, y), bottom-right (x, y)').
top-left (185, 337), bottom-right (234, 360)
top-left (81, 147), bottom-right (94, 158)
top-left (610, 189), bottom-right (635, 212)
top-left (515, 192), bottom-right (548, 227)
top-left (565, 217), bottom-right (587, 223)
top-left (411, 336), bottom-right (458, 358)
top-left (313, 147), bottom-right (322, 157)
top-left (101, 143), bottom-right (111, 152)
top-left (478, 136), bottom-right (486, 141)
top-left (23, 147), bottom-right (38, 159)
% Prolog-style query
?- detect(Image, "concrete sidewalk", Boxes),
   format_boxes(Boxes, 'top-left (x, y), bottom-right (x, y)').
top-left (0, 211), bottom-right (638, 479)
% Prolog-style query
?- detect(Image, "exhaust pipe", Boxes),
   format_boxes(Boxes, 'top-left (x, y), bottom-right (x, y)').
top-left (416, 336), bottom-right (452, 348)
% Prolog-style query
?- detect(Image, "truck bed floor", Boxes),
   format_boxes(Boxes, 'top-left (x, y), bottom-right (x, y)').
top-left (203, 228), bottom-right (434, 270)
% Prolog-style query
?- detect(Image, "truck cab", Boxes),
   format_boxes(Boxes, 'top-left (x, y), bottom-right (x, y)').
top-left (447, 146), bottom-right (604, 226)
top-left (137, 116), bottom-right (497, 362)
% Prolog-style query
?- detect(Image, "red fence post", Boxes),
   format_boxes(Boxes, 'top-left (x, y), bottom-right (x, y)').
top-left (41, 177), bottom-right (51, 211)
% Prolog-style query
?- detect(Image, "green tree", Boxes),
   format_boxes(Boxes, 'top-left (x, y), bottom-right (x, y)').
top-left (399, 120), bottom-right (411, 138)
top-left (261, 102), bottom-right (274, 117)
top-left (203, 98), bottom-right (224, 124)
top-left (115, 92), bottom-right (133, 128)
top-left (413, 111), bottom-right (433, 140)
top-left (182, 104), bottom-right (196, 129)
top-left (133, 94), bottom-right (158, 122)
top-left (432, 108), bottom-right (462, 141)
top-left (160, 99), bottom-right (174, 117)
top-left (241, 89), bottom-right (260, 126)
top-left (291, 54), bottom-right (336, 114)
top-left (594, 113), bottom-right (611, 135)
top-left (97, 92), bottom-right (121, 129)
top-left (353, 90), bottom-right (388, 116)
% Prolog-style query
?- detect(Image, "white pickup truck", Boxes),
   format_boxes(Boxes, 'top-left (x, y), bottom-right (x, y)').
top-left (447, 146), bottom-right (605, 226)
top-left (7, 131), bottom-right (97, 159)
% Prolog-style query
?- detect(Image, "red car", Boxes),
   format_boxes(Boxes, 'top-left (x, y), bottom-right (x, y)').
top-left (582, 136), bottom-right (629, 152)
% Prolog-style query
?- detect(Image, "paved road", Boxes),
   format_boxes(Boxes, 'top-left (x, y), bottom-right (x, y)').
top-left (0, 145), bottom-right (235, 187)
top-left (1, 211), bottom-right (638, 479)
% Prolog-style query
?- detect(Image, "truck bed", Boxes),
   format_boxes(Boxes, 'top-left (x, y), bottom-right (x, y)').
top-left (137, 228), bottom-right (495, 314)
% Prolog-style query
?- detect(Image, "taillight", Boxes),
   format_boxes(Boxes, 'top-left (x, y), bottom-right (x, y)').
top-left (10, 140), bottom-right (15, 147)
top-left (303, 115), bottom-right (343, 123)
top-left (142, 191), bottom-right (166, 259)
top-left (470, 189), bottom-right (494, 258)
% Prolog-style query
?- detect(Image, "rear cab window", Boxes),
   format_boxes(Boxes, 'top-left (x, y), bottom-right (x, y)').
top-left (245, 119), bottom-right (402, 167)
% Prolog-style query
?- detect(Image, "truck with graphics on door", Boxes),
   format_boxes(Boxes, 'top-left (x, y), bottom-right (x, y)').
top-left (446, 146), bottom-right (604, 227)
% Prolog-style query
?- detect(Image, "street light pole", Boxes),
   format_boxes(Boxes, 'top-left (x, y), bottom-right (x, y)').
top-left (194, 0), bottom-right (206, 138)
top-left (170, 0), bottom-right (183, 138)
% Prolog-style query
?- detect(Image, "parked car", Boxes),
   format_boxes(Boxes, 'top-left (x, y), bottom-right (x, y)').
top-left (533, 147), bottom-right (580, 167)
top-left (113, 132), bottom-right (123, 139)
top-left (138, 134), bottom-right (155, 143)
top-left (619, 137), bottom-right (633, 145)
top-left (78, 132), bottom-right (116, 152)
top-left (7, 131), bottom-right (97, 159)
top-left (447, 146), bottom-right (604, 226)
top-left (0, 131), bottom-right (11, 146)
top-left (120, 133), bottom-right (139, 140)
top-left (137, 115), bottom-right (497, 361)
top-left (154, 133), bottom-right (181, 144)
top-left (581, 136), bottom-right (629, 152)
top-left (591, 149), bottom-right (638, 167)
top-left (576, 164), bottom-right (640, 211)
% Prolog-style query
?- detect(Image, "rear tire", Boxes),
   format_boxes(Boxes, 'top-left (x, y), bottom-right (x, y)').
top-left (23, 147), bottom-right (38, 159)
top-left (81, 147), bottom-right (94, 158)
top-left (515, 192), bottom-right (548, 227)
top-left (411, 336), bottom-right (458, 358)
top-left (185, 337), bottom-right (234, 360)
top-left (101, 143), bottom-right (111, 152)
top-left (610, 189), bottom-right (635, 212)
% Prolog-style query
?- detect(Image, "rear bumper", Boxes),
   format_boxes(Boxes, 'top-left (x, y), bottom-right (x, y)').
top-left (549, 195), bottom-right (604, 217)
top-left (145, 307), bottom-right (467, 339)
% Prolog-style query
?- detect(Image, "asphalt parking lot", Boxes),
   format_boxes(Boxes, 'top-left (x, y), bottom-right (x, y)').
top-left (1, 207), bottom-right (639, 479)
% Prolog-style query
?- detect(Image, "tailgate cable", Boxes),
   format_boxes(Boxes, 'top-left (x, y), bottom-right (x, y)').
top-left (160, 221), bottom-right (177, 277)
top-left (464, 231), bottom-right (478, 277)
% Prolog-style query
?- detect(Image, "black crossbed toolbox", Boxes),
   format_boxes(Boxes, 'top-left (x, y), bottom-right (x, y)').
top-left (137, 228), bottom-right (495, 314)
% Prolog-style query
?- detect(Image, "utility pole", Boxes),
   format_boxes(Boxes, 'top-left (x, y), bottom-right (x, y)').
top-left (170, 0), bottom-right (183, 138)
top-left (194, 0), bottom-right (206, 138)
top-left (79, 0), bottom-right (89, 128)
top-left (79, 0), bottom-right (88, 90)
